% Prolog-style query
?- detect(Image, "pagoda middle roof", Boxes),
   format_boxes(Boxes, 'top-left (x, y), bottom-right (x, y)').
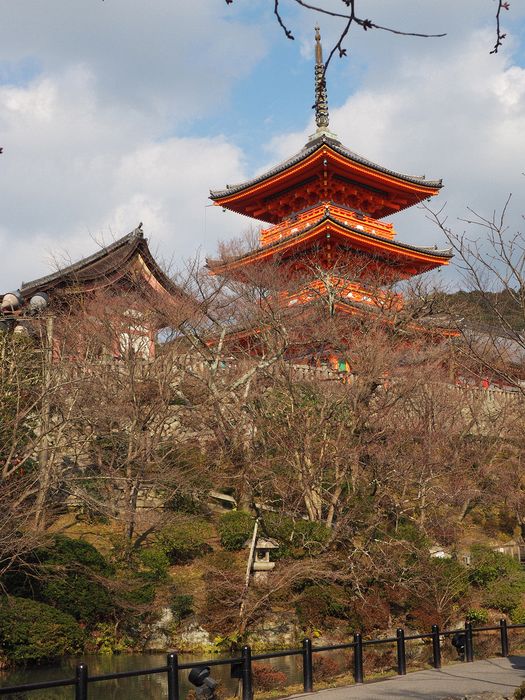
top-left (208, 210), bottom-right (452, 276)
top-left (210, 133), bottom-right (442, 206)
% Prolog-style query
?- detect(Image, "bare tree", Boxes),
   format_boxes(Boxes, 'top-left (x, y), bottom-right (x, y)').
top-left (225, 0), bottom-right (511, 72)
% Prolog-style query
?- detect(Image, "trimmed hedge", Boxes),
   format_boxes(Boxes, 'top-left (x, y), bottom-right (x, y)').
top-left (154, 518), bottom-right (213, 564)
top-left (5, 535), bottom-right (114, 626)
top-left (0, 597), bottom-right (85, 664)
top-left (262, 513), bottom-right (330, 559)
top-left (218, 511), bottom-right (255, 551)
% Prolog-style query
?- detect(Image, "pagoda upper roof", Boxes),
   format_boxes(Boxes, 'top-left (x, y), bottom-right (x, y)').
top-left (19, 225), bottom-right (182, 301)
top-left (210, 133), bottom-right (442, 223)
top-left (208, 208), bottom-right (452, 277)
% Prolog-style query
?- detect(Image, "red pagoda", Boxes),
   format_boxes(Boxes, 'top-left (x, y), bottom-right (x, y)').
top-left (208, 27), bottom-right (452, 322)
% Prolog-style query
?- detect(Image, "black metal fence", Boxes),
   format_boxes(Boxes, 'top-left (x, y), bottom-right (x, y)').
top-left (1, 619), bottom-right (523, 699)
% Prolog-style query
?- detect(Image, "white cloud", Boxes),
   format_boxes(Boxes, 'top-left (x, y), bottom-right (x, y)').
top-left (0, 66), bottom-right (250, 290)
top-left (0, 2), bottom-right (266, 291)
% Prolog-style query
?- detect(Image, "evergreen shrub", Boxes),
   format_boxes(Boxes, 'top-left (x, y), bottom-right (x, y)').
top-left (171, 594), bottom-right (194, 621)
top-left (468, 545), bottom-right (523, 587)
top-left (156, 518), bottom-right (213, 564)
top-left (138, 547), bottom-right (170, 581)
top-left (481, 579), bottom-right (525, 614)
top-left (40, 576), bottom-right (113, 625)
top-left (262, 514), bottom-right (330, 558)
top-left (0, 597), bottom-right (85, 664)
top-left (465, 608), bottom-right (489, 624)
top-left (120, 582), bottom-right (156, 606)
top-left (218, 511), bottom-right (255, 551)
top-left (5, 536), bottom-right (114, 626)
top-left (511, 605), bottom-right (525, 624)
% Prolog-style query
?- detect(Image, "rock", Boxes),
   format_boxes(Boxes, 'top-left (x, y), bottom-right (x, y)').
top-left (175, 621), bottom-right (212, 651)
top-left (247, 613), bottom-right (300, 650)
top-left (144, 607), bottom-right (174, 651)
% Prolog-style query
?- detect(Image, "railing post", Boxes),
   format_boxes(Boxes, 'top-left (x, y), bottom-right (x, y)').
top-left (167, 652), bottom-right (179, 700)
top-left (75, 663), bottom-right (88, 700)
top-left (465, 622), bottom-right (474, 663)
top-left (353, 632), bottom-right (364, 684)
top-left (302, 638), bottom-right (313, 692)
top-left (431, 625), bottom-right (441, 669)
top-left (500, 619), bottom-right (509, 658)
top-left (241, 645), bottom-right (253, 700)
top-left (396, 628), bottom-right (406, 675)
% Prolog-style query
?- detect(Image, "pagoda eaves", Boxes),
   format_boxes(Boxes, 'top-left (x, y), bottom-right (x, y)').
top-left (210, 134), bottom-right (442, 224)
top-left (208, 202), bottom-right (452, 279)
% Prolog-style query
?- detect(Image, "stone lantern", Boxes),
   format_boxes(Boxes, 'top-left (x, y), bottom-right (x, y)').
top-left (252, 537), bottom-right (279, 582)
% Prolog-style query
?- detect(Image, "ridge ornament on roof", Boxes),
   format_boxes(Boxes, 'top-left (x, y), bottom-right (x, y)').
top-left (310, 26), bottom-right (339, 143)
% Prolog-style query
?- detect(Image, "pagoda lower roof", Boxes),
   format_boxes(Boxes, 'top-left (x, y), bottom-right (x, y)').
top-left (19, 226), bottom-right (182, 301)
top-left (210, 133), bottom-right (442, 223)
top-left (208, 210), bottom-right (452, 276)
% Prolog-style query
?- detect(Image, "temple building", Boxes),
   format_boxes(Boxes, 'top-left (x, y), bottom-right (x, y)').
top-left (0, 225), bottom-right (183, 357)
top-left (208, 27), bottom-right (452, 327)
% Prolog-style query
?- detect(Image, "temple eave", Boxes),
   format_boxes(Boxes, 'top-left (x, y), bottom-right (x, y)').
top-left (210, 141), bottom-right (442, 217)
top-left (207, 217), bottom-right (451, 277)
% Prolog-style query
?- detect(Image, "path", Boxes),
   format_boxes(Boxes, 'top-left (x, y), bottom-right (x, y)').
top-left (293, 656), bottom-right (525, 699)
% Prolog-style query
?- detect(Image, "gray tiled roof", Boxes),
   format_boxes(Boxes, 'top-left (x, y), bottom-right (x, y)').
top-left (210, 134), bottom-right (442, 200)
top-left (207, 211), bottom-right (452, 270)
top-left (18, 225), bottom-right (181, 298)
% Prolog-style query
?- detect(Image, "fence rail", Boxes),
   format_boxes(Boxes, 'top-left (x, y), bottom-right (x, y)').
top-left (1, 619), bottom-right (523, 698)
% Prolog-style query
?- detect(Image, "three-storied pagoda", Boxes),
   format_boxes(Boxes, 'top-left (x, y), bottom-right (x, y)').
top-left (208, 27), bottom-right (452, 320)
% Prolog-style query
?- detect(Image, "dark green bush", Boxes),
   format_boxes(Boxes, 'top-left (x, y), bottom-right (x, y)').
top-left (4, 536), bottom-right (114, 626)
top-left (121, 582), bottom-right (156, 606)
top-left (481, 579), bottom-right (525, 614)
top-left (0, 597), bottom-right (85, 664)
top-left (138, 547), bottom-right (170, 581)
top-left (40, 575), bottom-right (113, 625)
top-left (218, 511), bottom-right (255, 551)
top-left (155, 518), bottom-right (213, 564)
top-left (38, 535), bottom-right (114, 576)
top-left (171, 594), bottom-right (194, 621)
top-left (262, 514), bottom-right (330, 558)
top-left (469, 545), bottom-right (523, 587)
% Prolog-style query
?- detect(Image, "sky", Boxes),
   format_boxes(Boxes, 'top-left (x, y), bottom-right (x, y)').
top-left (1, 1), bottom-right (525, 292)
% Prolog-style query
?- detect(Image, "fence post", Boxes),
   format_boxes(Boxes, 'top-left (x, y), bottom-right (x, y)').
top-left (431, 625), bottom-right (441, 669)
top-left (75, 663), bottom-right (88, 700)
top-left (465, 622), bottom-right (474, 663)
top-left (353, 633), bottom-right (364, 684)
top-left (499, 619), bottom-right (509, 658)
top-left (302, 638), bottom-right (313, 692)
top-left (396, 628), bottom-right (406, 675)
top-left (241, 645), bottom-right (253, 700)
top-left (167, 652), bottom-right (179, 700)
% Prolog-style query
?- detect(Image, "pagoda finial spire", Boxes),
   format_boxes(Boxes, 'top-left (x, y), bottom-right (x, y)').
top-left (314, 25), bottom-right (329, 129)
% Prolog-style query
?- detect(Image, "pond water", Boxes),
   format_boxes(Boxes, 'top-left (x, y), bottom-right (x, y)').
top-left (0, 650), bottom-right (315, 699)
